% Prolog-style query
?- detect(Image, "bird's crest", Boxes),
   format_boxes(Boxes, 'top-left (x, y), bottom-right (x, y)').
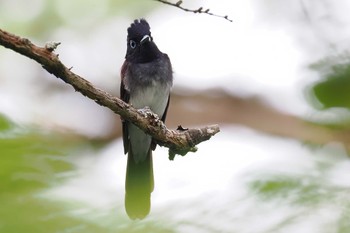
top-left (127, 19), bottom-right (151, 41)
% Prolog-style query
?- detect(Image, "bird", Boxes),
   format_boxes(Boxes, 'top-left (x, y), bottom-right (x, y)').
top-left (120, 19), bottom-right (173, 219)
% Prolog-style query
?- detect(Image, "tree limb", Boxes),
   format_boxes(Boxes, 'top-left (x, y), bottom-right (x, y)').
top-left (0, 28), bottom-right (220, 159)
top-left (155, 0), bottom-right (233, 22)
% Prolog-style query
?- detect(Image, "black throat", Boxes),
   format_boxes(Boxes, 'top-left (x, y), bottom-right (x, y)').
top-left (127, 41), bottom-right (162, 64)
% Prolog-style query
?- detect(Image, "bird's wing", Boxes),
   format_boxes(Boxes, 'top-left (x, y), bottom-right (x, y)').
top-left (161, 94), bottom-right (170, 123)
top-left (121, 61), bottom-right (130, 154)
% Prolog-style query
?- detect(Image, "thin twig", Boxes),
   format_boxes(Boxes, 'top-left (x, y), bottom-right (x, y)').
top-left (156, 0), bottom-right (233, 22)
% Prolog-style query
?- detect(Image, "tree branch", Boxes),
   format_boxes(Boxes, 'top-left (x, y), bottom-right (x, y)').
top-left (155, 0), bottom-right (233, 22)
top-left (0, 28), bottom-right (220, 159)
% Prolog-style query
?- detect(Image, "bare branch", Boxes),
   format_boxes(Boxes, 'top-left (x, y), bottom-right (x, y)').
top-left (0, 28), bottom-right (220, 159)
top-left (155, 0), bottom-right (233, 22)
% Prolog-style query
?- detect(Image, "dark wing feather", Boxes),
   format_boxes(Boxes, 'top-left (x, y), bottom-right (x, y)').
top-left (120, 61), bottom-right (130, 154)
top-left (160, 54), bottom-right (172, 124)
top-left (161, 94), bottom-right (170, 123)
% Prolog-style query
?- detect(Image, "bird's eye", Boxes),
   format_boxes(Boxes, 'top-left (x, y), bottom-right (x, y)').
top-left (129, 40), bottom-right (136, 49)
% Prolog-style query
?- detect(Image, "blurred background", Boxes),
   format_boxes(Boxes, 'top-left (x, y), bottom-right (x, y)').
top-left (1, 0), bottom-right (350, 232)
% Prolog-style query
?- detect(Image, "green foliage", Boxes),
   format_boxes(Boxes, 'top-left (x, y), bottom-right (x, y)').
top-left (309, 53), bottom-right (350, 110)
top-left (248, 167), bottom-right (350, 232)
top-left (0, 114), bottom-right (80, 232)
top-left (0, 114), bottom-right (174, 232)
top-left (0, 114), bottom-right (13, 131)
top-left (249, 175), bottom-right (332, 204)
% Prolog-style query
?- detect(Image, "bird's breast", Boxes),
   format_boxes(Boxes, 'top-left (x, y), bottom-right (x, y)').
top-left (130, 80), bottom-right (170, 117)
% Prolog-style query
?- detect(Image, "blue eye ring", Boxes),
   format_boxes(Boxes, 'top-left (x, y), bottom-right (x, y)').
top-left (129, 40), bottom-right (136, 49)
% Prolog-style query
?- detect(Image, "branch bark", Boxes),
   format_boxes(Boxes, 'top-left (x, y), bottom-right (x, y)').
top-left (0, 28), bottom-right (220, 159)
top-left (155, 0), bottom-right (233, 22)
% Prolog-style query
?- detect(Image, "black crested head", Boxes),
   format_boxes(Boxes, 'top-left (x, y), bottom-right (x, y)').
top-left (125, 19), bottom-right (162, 63)
top-left (127, 19), bottom-right (151, 41)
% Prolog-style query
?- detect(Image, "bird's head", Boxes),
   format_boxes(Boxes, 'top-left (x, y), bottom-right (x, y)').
top-left (125, 19), bottom-right (161, 63)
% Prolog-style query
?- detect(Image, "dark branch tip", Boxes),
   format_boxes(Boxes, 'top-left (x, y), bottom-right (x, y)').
top-left (177, 125), bottom-right (188, 131)
top-left (168, 145), bottom-right (197, 160)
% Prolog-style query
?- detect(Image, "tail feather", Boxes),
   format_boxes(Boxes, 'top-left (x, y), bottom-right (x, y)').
top-left (125, 147), bottom-right (154, 219)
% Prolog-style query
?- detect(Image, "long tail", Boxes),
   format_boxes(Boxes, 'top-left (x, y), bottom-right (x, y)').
top-left (125, 147), bottom-right (154, 219)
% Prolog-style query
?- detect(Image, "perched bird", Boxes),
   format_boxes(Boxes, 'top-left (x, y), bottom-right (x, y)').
top-left (120, 19), bottom-right (173, 219)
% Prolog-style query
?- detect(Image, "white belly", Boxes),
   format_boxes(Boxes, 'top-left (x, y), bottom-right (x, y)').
top-left (128, 83), bottom-right (170, 163)
top-left (130, 84), bottom-right (169, 118)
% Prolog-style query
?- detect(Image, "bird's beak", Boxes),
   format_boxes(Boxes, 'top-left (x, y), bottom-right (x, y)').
top-left (140, 35), bottom-right (151, 44)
